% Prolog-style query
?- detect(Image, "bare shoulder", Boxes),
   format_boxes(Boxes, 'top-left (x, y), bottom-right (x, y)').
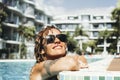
top-left (31, 62), bottom-right (44, 72)
top-left (30, 62), bottom-right (44, 80)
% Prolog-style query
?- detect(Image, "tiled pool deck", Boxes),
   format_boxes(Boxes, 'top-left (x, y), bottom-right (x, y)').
top-left (107, 58), bottom-right (120, 71)
top-left (59, 55), bottom-right (120, 80)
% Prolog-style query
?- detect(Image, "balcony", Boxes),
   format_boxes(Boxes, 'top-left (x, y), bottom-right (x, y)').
top-left (23, 0), bottom-right (35, 6)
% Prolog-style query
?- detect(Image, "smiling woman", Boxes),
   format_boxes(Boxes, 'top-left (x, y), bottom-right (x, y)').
top-left (30, 25), bottom-right (88, 80)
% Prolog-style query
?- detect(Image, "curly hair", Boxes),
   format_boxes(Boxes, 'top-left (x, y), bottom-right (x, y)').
top-left (34, 25), bottom-right (61, 63)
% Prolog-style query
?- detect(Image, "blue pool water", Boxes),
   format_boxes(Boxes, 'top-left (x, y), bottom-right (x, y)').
top-left (0, 58), bottom-right (102, 80)
top-left (87, 57), bottom-right (102, 63)
top-left (0, 61), bottom-right (35, 80)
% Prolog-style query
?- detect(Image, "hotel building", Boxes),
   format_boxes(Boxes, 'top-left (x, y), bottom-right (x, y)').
top-left (51, 7), bottom-right (120, 54)
top-left (0, 0), bottom-right (52, 59)
top-left (0, 0), bottom-right (119, 59)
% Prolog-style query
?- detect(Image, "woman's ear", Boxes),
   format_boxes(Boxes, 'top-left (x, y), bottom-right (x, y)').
top-left (41, 49), bottom-right (45, 55)
top-left (41, 49), bottom-right (47, 60)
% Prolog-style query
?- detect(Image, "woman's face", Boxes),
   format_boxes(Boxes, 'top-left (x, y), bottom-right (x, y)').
top-left (44, 28), bottom-right (67, 59)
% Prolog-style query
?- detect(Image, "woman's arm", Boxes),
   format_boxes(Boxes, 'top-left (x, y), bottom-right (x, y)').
top-left (30, 56), bottom-right (83, 80)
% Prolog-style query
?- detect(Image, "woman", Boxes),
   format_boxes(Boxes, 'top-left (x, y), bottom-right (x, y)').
top-left (30, 25), bottom-right (88, 80)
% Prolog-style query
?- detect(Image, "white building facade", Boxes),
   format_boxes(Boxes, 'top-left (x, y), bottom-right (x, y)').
top-left (0, 0), bottom-right (52, 59)
top-left (51, 7), bottom-right (120, 54)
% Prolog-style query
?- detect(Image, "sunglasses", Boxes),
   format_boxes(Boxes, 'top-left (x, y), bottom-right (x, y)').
top-left (44, 34), bottom-right (67, 44)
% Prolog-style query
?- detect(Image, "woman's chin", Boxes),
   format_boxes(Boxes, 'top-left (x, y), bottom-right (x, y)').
top-left (48, 53), bottom-right (66, 59)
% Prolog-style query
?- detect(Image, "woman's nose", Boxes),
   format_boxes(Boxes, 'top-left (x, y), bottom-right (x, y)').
top-left (54, 37), bottom-right (61, 43)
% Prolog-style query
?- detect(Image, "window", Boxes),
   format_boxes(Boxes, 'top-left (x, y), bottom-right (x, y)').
top-left (93, 31), bottom-right (99, 37)
top-left (68, 16), bottom-right (78, 20)
top-left (93, 16), bottom-right (103, 20)
top-left (93, 24), bottom-right (99, 29)
top-left (106, 23), bottom-right (112, 29)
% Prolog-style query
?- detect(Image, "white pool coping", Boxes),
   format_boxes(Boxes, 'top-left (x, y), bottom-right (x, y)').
top-left (87, 55), bottom-right (114, 71)
top-left (59, 55), bottom-right (120, 77)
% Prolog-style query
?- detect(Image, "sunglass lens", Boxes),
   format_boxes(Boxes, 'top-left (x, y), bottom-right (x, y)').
top-left (57, 34), bottom-right (67, 42)
top-left (46, 35), bottom-right (55, 44)
top-left (45, 34), bottom-right (67, 44)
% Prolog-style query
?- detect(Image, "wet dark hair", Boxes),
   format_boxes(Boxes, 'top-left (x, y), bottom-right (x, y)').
top-left (34, 25), bottom-right (61, 63)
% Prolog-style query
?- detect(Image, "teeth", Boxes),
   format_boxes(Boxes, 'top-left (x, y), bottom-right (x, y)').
top-left (56, 46), bottom-right (61, 48)
top-left (55, 46), bottom-right (62, 49)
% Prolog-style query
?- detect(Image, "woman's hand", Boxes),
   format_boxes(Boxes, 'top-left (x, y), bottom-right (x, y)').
top-left (78, 55), bottom-right (89, 69)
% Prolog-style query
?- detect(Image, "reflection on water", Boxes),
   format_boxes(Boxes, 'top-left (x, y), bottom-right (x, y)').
top-left (0, 58), bottom-right (102, 80)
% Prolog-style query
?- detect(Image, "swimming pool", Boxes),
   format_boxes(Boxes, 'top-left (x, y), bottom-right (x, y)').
top-left (0, 60), bottom-right (35, 80)
top-left (0, 57), bottom-right (102, 80)
top-left (87, 57), bottom-right (103, 63)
